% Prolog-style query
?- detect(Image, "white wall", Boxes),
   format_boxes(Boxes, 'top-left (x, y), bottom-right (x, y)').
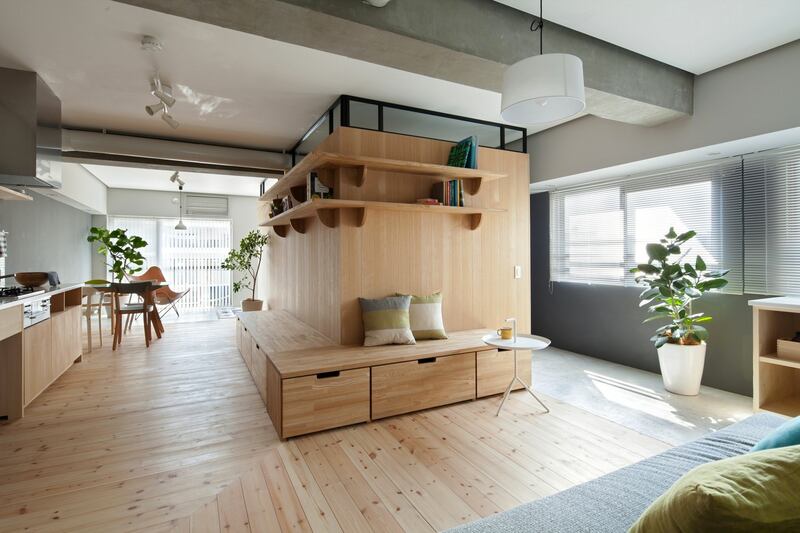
top-left (34, 163), bottom-right (108, 214)
top-left (530, 39), bottom-right (800, 182)
top-left (105, 189), bottom-right (262, 307)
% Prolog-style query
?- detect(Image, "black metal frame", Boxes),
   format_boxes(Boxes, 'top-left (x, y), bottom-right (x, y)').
top-left (289, 94), bottom-right (527, 166)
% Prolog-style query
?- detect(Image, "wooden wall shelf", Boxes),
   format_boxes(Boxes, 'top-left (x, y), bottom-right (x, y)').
top-left (260, 198), bottom-right (503, 236)
top-left (0, 185), bottom-right (32, 201)
top-left (259, 152), bottom-right (508, 201)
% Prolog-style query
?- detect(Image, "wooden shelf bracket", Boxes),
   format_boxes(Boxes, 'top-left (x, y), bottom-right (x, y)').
top-left (290, 218), bottom-right (307, 234)
top-left (356, 207), bottom-right (367, 228)
top-left (469, 213), bottom-right (483, 230)
top-left (273, 225), bottom-right (290, 238)
top-left (316, 209), bottom-right (337, 228)
top-left (463, 178), bottom-right (482, 196)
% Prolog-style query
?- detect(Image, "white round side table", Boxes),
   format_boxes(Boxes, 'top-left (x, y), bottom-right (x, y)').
top-left (482, 333), bottom-right (551, 416)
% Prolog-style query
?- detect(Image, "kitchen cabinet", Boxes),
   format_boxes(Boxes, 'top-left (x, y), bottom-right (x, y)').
top-left (23, 319), bottom-right (53, 405)
top-left (1, 285), bottom-right (84, 420)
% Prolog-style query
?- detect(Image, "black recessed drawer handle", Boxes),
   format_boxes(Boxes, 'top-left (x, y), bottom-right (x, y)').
top-left (256, 345), bottom-right (260, 350)
top-left (317, 371), bottom-right (340, 379)
top-left (418, 357), bottom-right (437, 364)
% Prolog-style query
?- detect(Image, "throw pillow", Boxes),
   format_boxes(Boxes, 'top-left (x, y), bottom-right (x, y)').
top-left (629, 444), bottom-right (800, 533)
top-left (395, 291), bottom-right (447, 340)
top-left (359, 295), bottom-right (416, 347)
top-left (751, 416), bottom-right (800, 451)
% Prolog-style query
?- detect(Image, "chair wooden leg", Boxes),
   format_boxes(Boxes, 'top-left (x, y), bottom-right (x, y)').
top-left (85, 307), bottom-right (93, 354)
top-left (143, 312), bottom-right (150, 347)
top-left (96, 305), bottom-right (103, 348)
top-left (112, 312), bottom-right (120, 350)
top-left (151, 309), bottom-right (162, 339)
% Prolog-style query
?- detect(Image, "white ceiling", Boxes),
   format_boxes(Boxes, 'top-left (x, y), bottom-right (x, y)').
top-left (82, 164), bottom-right (272, 197)
top-left (0, 0), bottom-right (512, 152)
top-left (495, 0), bottom-right (800, 74)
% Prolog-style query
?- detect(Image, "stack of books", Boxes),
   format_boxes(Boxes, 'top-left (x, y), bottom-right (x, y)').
top-left (429, 135), bottom-right (477, 207)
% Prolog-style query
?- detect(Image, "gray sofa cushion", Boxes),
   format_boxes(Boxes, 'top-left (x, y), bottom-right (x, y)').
top-left (447, 413), bottom-right (786, 533)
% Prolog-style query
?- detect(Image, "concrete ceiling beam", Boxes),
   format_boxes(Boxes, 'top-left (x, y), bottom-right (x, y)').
top-left (115, 0), bottom-right (693, 126)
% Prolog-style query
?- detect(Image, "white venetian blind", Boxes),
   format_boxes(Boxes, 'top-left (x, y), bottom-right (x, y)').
top-left (743, 146), bottom-right (800, 295)
top-left (108, 216), bottom-right (232, 310)
top-left (550, 159), bottom-right (743, 293)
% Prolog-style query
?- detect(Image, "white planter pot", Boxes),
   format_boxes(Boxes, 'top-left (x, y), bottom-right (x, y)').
top-left (657, 342), bottom-right (707, 396)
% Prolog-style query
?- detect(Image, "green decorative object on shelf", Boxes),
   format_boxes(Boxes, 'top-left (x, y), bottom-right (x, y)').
top-left (87, 227), bottom-right (148, 282)
top-left (222, 230), bottom-right (271, 311)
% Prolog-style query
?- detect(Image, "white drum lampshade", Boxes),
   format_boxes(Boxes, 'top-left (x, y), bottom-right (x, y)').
top-left (501, 53), bottom-right (586, 124)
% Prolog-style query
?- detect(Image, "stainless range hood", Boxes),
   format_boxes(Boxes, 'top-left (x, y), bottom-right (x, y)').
top-left (0, 68), bottom-right (62, 188)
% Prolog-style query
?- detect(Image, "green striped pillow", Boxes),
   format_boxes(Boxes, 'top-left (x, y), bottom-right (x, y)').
top-left (359, 295), bottom-right (416, 347)
top-left (396, 291), bottom-right (447, 340)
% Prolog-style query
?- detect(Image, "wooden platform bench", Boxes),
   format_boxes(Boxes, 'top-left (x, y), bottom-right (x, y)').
top-left (236, 310), bottom-right (532, 439)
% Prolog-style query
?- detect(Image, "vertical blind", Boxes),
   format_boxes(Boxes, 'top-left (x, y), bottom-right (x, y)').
top-left (743, 146), bottom-right (800, 295)
top-left (108, 216), bottom-right (232, 310)
top-left (550, 159), bottom-right (744, 293)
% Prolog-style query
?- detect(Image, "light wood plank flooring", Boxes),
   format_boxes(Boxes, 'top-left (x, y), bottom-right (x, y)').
top-left (0, 319), bottom-right (670, 532)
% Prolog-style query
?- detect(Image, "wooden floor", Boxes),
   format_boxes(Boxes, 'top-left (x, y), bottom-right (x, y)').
top-left (0, 319), bottom-right (670, 532)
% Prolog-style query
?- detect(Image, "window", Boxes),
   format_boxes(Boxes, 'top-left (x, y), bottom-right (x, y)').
top-left (744, 146), bottom-right (800, 295)
top-left (550, 159), bottom-right (743, 293)
top-left (108, 216), bottom-right (232, 311)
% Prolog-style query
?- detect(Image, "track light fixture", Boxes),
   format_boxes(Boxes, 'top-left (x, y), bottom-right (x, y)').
top-left (144, 74), bottom-right (179, 128)
top-left (161, 112), bottom-right (180, 129)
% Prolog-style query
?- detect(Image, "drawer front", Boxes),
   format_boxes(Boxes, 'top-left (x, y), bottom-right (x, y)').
top-left (371, 352), bottom-right (476, 420)
top-left (235, 319), bottom-right (242, 351)
top-left (240, 326), bottom-right (253, 372)
top-left (23, 319), bottom-right (53, 406)
top-left (282, 368), bottom-right (370, 438)
top-left (252, 343), bottom-right (267, 403)
top-left (0, 306), bottom-right (22, 342)
top-left (476, 349), bottom-right (531, 398)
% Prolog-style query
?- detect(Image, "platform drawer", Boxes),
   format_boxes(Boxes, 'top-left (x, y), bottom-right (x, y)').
top-left (371, 352), bottom-right (476, 419)
top-left (476, 349), bottom-right (531, 398)
top-left (282, 368), bottom-right (370, 438)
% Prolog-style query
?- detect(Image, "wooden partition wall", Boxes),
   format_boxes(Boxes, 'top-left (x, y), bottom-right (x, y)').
top-left (263, 127), bottom-right (531, 345)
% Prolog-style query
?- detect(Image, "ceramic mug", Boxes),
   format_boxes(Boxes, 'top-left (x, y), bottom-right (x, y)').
top-left (497, 326), bottom-right (513, 340)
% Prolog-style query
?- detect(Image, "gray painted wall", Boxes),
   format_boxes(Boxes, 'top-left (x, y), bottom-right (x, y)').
top-left (531, 193), bottom-right (753, 396)
top-left (529, 39), bottom-right (800, 183)
top-left (0, 192), bottom-right (93, 283)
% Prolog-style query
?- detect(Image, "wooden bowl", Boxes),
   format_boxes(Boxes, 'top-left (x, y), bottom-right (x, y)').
top-left (14, 272), bottom-right (49, 288)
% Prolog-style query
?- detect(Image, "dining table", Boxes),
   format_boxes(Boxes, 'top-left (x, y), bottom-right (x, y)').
top-left (84, 281), bottom-right (169, 346)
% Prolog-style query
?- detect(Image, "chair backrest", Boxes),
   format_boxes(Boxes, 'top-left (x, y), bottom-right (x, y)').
top-left (130, 266), bottom-right (167, 283)
top-left (110, 281), bottom-right (152, 295)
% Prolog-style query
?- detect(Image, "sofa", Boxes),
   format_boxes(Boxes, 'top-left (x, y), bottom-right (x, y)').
top-left (447, 413), bottom-right (786, 533)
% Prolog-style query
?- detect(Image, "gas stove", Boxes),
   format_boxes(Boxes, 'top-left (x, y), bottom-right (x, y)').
top-left (0, 286), bottom-right (46, 299)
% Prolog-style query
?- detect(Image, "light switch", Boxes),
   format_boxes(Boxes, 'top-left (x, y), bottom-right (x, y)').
top-left (514, 265), bottom-right (523, 279)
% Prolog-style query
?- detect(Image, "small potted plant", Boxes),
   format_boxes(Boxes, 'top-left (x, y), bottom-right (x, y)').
top-left (87, 227), bottom-right (148, 282)
top-left (222, 230), bottom-right (270, 312)
top-left (630, 228), bottom-right (729, 395)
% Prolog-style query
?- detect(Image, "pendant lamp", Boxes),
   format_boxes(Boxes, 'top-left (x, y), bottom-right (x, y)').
top-left (501, 0), bottom-right (586, 124)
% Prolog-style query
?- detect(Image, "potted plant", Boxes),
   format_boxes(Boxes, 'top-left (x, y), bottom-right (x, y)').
top-left (222, 230), bottom-right (270, 312)
top-left (631, 227), bottom-right (729, 395)
top-left (87, 227), bottom-right (148, 282)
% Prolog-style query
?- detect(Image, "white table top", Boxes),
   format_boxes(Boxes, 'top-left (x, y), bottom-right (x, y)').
top-left (482, 333), bottom-right (551, 351)
top-left (748, 296), bottom-right (800, 312)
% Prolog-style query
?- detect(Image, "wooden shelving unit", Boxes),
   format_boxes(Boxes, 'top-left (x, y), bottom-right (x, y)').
top-left (750, 296), bottom-right (800, 417)
top-left (0, 185), bottom-right (32, 201)
top-left (261, 198), bottom-right (503, 236)
top-left (259, 151), bottom-right (508, 201)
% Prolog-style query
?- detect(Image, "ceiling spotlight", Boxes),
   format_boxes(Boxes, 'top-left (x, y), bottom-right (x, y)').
top-left (161, 112), bottom-right (180, 129)
top-left (141, 35), bottom-right (164, 52)
top-left (169, 171), bottom-right (185, 187)
top-left (145, 102), bottom-right (165, 116)
top-left (150, 78), bottom-right (176, 107)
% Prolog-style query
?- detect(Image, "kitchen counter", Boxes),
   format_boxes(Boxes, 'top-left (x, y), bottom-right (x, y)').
top-left (0, 282), bottom-right (85, 311)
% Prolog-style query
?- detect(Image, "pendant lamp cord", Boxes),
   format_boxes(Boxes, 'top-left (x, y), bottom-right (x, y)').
top-left (529, 0), bottom-right (544, 54)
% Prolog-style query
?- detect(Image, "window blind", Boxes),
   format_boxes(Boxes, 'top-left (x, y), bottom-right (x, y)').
top-left (743, 146), bottom-right (800, 295)
top-left (550, 159), bottom-right (743, 293)
top-left (108, 216), bottom-right (233, 310)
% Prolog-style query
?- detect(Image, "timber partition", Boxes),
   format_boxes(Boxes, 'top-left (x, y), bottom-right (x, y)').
top-left (246, 126), bottom-right (532, 438)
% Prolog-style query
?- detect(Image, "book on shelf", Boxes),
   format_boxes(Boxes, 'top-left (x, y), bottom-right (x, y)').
top-left (430, 179), bottom-right (465, 207)
top-left (447, 135), bottom-right (478, 170)
top-left (306, 171), bottom-right (333, 200)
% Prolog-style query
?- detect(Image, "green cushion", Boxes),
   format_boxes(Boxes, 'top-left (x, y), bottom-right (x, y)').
top-left (629, 445), bottom-right (800, 533)
top-left (359, 295), bottom-right (415, 347)
top-left (752, 416), bottom-right (800, 451)
top-left (395, 291), bottom-right (447, 340)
